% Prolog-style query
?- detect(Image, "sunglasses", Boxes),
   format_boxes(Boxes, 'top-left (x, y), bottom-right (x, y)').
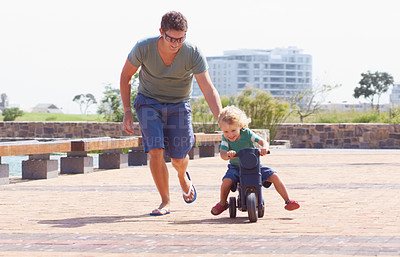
top-left (164, 32), bottom-right (186, 44)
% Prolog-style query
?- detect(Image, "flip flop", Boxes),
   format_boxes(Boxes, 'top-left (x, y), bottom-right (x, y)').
top-left (150, 207), bottom-right (170, 216)
top-left (182, 171), bottom-right (197, 204)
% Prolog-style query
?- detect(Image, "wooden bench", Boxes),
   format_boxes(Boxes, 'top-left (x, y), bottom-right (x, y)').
top-left (61, 137), bottom-right (140, 174)
top-left (0, 133), bottom-right (224, 184)
top-left (190, 133), bottom-right (222, 159)
top-left (0, 139), bottom-right (71, 183)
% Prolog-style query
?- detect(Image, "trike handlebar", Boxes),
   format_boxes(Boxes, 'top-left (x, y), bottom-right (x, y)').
top-left (234, 148), bottom-right (270, 157)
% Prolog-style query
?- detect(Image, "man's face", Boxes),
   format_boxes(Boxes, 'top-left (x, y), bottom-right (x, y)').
top-left (160, 29), bottom-right (186, 53)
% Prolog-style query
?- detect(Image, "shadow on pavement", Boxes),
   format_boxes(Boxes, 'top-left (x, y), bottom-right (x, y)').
top-left (38, 214), bottom-right (151, 228)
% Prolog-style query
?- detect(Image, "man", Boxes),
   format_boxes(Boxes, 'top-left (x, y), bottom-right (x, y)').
top-left (120, 11), bottom-right (222, 216)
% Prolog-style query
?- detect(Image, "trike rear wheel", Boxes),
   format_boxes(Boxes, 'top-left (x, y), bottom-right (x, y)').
top-left (229, 197), bottom-right (237, 218)
top-left (258, 200), bottom-right (265, 218)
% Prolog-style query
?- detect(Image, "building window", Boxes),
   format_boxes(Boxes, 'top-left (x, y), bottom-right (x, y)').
top-left (271, 77), bottom-right (283, 82)
top-left (271, 84), bottom-right (284, 89)
top-left (270, 90), bottom-right (284, 96)
top-left (238, 77), bottom-right (249, 82)
top-left (270, 64), bottom-right (284, 69)
top-left (270, 70), bottom-right (284, 76)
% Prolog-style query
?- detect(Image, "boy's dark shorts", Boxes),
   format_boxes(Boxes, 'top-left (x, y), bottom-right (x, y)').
top-left (223, 164), bottom-right (275, 191)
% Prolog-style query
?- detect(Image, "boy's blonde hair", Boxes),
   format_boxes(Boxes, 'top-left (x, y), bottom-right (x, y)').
top-left (218, 106), bottom-right (251, 129)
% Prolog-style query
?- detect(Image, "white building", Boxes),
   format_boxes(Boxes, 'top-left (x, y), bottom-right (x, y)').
top-left (193, 47), bottom-right (312, 101)
top-left (31, 104), bottom-right (63, 113)
top-left (390, 83), bottom-right (400, 106)
top-left (320, 102), bottom-right (390, 112)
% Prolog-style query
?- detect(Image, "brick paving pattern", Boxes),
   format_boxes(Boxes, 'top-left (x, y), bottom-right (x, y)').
top-left (0, 149), bottom-right (399, 256)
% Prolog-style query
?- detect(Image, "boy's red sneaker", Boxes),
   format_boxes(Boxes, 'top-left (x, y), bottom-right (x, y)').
top-left (285, 200), bottom-right (300, 211)
top-left (211, 202), bottom-right (229, 215)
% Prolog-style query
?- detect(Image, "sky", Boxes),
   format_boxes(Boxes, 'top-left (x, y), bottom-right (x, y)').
top-left (1, 0), bottom-right (399, 114)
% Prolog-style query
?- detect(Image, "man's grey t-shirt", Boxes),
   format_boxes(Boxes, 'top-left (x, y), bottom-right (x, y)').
top-left (128, 36), bottom-right (208, 103)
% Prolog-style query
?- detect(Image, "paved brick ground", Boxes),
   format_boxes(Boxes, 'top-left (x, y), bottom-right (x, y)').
top-left (0, 149), bottom-right (399, 256)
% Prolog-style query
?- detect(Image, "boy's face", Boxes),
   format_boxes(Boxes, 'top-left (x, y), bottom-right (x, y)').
top-left (220, 121), bottom-right (241, 142)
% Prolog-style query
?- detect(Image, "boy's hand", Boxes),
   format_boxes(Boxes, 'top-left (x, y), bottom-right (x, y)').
top-left (227, 150), bottom-right (236, 159)
top-left (259, 148), bottom-right (269, 156)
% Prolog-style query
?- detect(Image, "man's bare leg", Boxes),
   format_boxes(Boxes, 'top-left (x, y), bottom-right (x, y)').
top-left (148, 148), bottom-right (170, 209)
top-left (171, 156), bottom-right (195, 202)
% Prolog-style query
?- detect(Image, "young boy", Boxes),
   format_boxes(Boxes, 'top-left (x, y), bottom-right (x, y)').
top-left (211, 106), bottom-right (300, 215)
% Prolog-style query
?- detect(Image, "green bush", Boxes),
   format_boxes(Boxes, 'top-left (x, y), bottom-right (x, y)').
top-left (236, 88), bottom-right (291, 142)
top-left (313, 110), bottom-right (391, 123)
top-left (351, 112), bottom-right (380, 123)
top-left (98, 74), bottom-right (138, 122)
top-left (2, 108), bottom-right (24, 121)
top-left (386, 107), bottom-right (400, 123)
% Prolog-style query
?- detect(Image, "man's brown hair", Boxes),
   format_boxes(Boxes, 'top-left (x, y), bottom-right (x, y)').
top-left (161, 11), bottom-right (188, 32)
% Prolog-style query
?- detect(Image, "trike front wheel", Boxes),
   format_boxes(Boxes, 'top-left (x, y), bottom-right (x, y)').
top-left (247, 193), bottom-right (258, 223)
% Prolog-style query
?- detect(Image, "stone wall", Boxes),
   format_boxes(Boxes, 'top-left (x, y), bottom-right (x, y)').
top-left (1, 122), bottom-right (400, 149)
top-left (276, 123), bottom-right (400, 149)
top-left (0, 122), bottom-right (218, 139)
top-left (0, 122), bottom-right (140, 139)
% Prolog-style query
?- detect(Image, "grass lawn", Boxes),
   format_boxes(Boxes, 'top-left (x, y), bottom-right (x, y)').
top-left (1, 112), bottom-right (106, 122)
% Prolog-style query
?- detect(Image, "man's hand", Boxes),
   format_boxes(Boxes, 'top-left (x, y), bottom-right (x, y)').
top-left (120, 59), bottom-right (139, 134)
top-left (123, 110), bottom-right (134, 134)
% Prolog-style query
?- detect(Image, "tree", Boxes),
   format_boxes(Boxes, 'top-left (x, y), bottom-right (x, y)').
top-left (220, 95), bottom-right (236, 108)
top-left (97, 84), bottom-right (124, 122)
top-left (2, 108), bottom-right (23, 121)
top-left (291, 83), bottom-right (341, 122)
top-left (1, 93), bottom-right (8, 107)
top-left (191, 95), bottom-right (236, 132)
top-left (191, 97), bottom-right (216, 132)
top-left (353, 71), bottom-right (394, 113)
top-left (72, 93), bottom-right (97, 114)
top-left (236, 88), bottom-right (291, 142)
top-left (97, 74), bottom-right (138, 122)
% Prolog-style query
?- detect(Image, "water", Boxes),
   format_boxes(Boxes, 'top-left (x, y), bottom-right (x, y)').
top-left (2, 154), bottom-right (99, 177)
